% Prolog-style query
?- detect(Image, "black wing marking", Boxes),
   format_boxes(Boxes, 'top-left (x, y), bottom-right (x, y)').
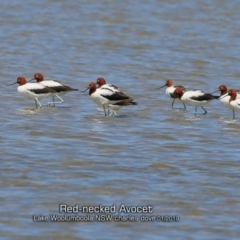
top-left (112, 100), bottom-right (137, 106)
top-left (29, 87), bottom-right (55, 94)
top-left (190, 94), bottom-right (218, 101)
top-left (50, 85), bottom-right (78, 92)
top-left (108, 84), bottom-right (120, 90)
top-left (101, 91), bottom-right (132, 101)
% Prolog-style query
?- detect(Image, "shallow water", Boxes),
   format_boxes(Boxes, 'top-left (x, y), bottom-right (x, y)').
top-left (0, 0), bottom-right (240, 239)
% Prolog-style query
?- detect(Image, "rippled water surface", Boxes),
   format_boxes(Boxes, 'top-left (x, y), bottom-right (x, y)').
top-left (0, 0), bottom-right (240, 239)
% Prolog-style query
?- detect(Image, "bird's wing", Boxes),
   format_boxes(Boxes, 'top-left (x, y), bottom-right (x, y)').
top-left (190, 92), bottom-right (218, 101)
top-left (100, 87), bottom-right (131, 101)
top-left (29, 86), bottom-right (55, 94)
top-left (100, 84), bottom-right (121, 92)
top-left (42, 80), bottom-right (63, 87)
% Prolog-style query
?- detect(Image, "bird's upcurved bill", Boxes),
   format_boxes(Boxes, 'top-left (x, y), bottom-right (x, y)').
top-left (156, 85), bottom-right (166, 89)
top-left (81, 87), bottom-right (89, 93)
top-left (6, 82), bottom-right (17, 86)
top-left (27, 78), bottom-right (35, 83)
top-left (211, 89), bottom-right (220, 94)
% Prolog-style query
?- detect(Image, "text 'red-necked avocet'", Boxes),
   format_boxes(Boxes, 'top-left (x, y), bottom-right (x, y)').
top-left (212, 85), bottom-right (240, 119)
top-left (30, 73), bottom-right (79, 106)
top-left (83, 82), bottom-right (137, 116)
top-left (7, 77), bottom-right (56, 109)
top-left (174, 87), bottom-right (219, 114)
top-left (95, 77), bottom-right (137, 115)
top-left (157, 79), bottom-right (186, 109)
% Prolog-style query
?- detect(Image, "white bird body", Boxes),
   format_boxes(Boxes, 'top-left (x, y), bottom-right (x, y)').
top-left (87, 81), bottom-right (136, 116)
top-left (227, 89), bottom-right (240, 116)
top-left (229, 98), bottom-right (240, 112)
top-left (18, 83), bottom-right (53, 100)
top-left (90, 88), bottom-right (112, 106)
top-left (220, 94), bottom-right (233, 110)
top-left (174, 87), bottom-right (218, 114)
top-left (38, 80), bottom-right (67, 96)
top-left (32, 73), bottom-right (79, 105)
top-left (180, 90), bottom-right (212, 107)
top-left (95, 78), bottom-right (136, 114)
top-left (8, 77), bottom-right (56, 109)
top-left (98, 84), bottom-right (127, 111)
top-left (90, 86), bottom-right (125, 106)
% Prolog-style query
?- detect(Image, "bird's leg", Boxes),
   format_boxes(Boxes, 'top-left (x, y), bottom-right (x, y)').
top-left (106, 104), bottom-right (111, 116)
top-left (233, 110), bottom-right (235, 119)
top-left (171, 98), bottom-right (176, 108)
top-left (48, 95), bottom-right (64, 107)
top-left (103, 105), bottom-right (107, 116)
top-left (35, 98), bottom-right (42, 109)
top-left (108, 109), bottom-right (117, 116)
top-left (52, 96), bottom-right (55, 107)
top-left (201, 106), bottom-right (207, 114)
top-left (183, 102), bottom-right (186, 109)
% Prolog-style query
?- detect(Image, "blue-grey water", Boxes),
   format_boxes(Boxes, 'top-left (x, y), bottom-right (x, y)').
top-left (0, 0), bottom-right (240, 239)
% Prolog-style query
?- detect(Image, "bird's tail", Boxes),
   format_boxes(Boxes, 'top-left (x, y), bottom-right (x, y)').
top-left (64, 86), bottom-right (79, 91)
top-left (130, 101), bottom-right (137, 105)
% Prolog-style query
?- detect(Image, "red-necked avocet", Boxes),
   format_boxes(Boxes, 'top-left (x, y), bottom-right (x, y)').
top-left (30, 73), bottom-right (78, 106)
top-left (226, 89), bottom-right (240, 118)
top-left (157, 79), bottom-right (186, 109)
top-left (7, 77), bottom-right (56, 109)
top-left (83, 82), bottom-right (137, 116)
top-left (174, 87), bottom-right (219, 114)
top-left (212, 85), bottom-right (240, 119)
top-left (95, 77), bottom-right (137, 115)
